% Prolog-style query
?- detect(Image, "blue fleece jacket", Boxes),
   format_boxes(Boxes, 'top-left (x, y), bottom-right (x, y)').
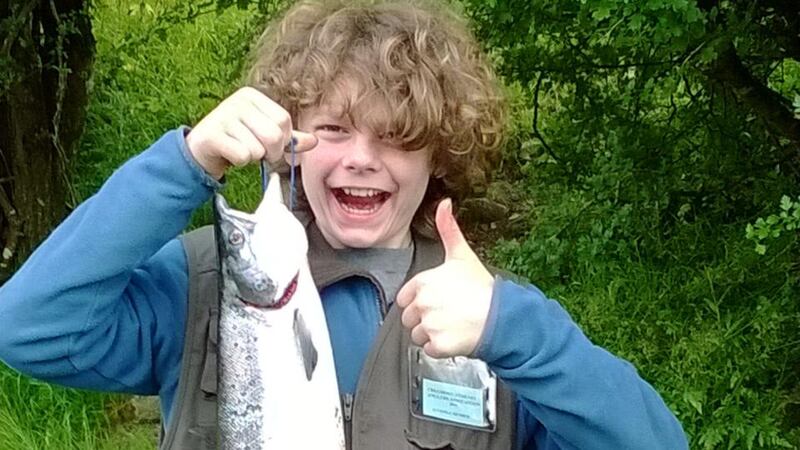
top-left (0, 129), bottom-right (687, 449)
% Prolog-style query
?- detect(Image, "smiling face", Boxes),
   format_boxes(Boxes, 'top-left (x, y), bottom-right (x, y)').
top-left (296, 96), bottom-right (433, 249)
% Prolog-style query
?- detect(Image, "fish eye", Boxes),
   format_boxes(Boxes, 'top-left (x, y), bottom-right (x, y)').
top-left (229, 230), bottom-right (244, 246)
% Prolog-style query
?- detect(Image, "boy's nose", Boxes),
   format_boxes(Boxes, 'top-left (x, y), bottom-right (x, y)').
top-left (342, 135), bottom-right (381, 173)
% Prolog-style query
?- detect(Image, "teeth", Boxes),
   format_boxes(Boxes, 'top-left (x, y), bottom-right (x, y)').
top-left (341, 202), bottom-right (380, 215)
top-left (342, 187), bottom-right (381, 197)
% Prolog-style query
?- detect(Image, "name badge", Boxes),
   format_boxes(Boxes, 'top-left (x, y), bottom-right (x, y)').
top-left (408, 345), bottom-right (497, 432)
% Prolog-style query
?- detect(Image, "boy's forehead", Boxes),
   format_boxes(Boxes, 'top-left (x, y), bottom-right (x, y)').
top-left (306, 80), bottom-right (394, 130)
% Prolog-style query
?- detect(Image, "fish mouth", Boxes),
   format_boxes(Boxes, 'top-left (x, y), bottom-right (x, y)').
top-left (239, 272), bottom-right (299, 309)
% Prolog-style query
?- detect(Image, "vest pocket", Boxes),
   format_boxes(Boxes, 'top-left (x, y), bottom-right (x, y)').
top-left (404, 429), bottom-right (456, 449)
top-left (200, 307), bottom-right (219, 399)
top-left (404, 425), bottom-right (481, 450)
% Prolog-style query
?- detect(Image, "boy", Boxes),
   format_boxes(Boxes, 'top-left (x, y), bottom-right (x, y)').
top-left (0, 0), bottom-right (687, 448)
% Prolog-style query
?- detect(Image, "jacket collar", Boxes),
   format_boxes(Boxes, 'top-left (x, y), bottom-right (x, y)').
top-left (296, 211), bottom-right (445, 290)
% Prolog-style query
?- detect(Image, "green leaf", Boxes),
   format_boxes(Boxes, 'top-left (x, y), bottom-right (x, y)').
top-left (628, 14), bottom-right (644, 30)
top-left (592, 6), bottom-right (612, 21)
top-left (683, 390), bottom-right (704, 414)
top-left (755, 244), bottom-right (767, 255)
top-left (780, 195), bottom-right (792, 211)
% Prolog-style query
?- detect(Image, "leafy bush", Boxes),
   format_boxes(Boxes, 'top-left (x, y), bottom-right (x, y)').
top-left (747, 196), bottom-right (800, 255)
top-left (482, 8), bottom-right (800, 437)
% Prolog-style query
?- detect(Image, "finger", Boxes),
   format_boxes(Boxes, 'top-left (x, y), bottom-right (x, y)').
top-left (396, 276), bottom-right (420, 309)
top-left (410, 324), bottom-right (429, 347)
top-left (435, 198), bottom-right (471, 261)
top-left (401, 302), bottom-right (421, 329)
top-left (211, 133), bottom-right (251, 169)
top-left (242, 87), bottom-right (293, 140)
top-left (223, 121), bottom-right (264, 166)
top-left (238, 114), bottom-right (291, 164)
top-left (423, 341), bottom-right (446, 359)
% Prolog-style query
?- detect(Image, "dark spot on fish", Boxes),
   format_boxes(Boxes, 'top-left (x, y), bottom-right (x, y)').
top-left (293, 309), bottom-right (318, 381)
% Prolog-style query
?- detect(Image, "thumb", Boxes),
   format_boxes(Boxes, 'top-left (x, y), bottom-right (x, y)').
top-left (292, 131), bottom-right (318, 153)
top-left (436, 198), bottom-right (471, 261)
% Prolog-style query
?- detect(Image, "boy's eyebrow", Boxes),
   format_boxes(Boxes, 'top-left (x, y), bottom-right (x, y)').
top-left (307, 110), bottom-right (351, 125)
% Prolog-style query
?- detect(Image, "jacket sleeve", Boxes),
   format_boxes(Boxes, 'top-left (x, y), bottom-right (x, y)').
top-left (473, 278), bottom-right (688, 450)
top-left (0, 128), bottom-right (218, 395)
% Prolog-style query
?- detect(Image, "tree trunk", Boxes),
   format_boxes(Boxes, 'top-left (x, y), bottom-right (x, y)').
top-left (0, 0), bottom-right (94, 282)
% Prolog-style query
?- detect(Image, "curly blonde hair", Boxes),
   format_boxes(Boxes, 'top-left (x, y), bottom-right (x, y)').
top-left (247, 0), bottom-right (506, 237)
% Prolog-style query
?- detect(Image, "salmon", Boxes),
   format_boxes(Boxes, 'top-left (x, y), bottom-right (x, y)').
top-left (213, 173), bottom-right (345, 450)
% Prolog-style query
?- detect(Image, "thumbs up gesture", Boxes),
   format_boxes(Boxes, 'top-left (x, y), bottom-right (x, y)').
top-left (396, 198), bottom-right (495, 358)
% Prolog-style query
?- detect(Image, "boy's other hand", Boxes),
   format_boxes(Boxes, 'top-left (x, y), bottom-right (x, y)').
top-left (185, 87), bottom-right (318, 180)
top-left (396, 199), bottom-right (495, 359)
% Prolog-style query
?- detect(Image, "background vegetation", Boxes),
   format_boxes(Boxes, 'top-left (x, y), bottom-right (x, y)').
top-left (1, 0), bottom-right (798, 449)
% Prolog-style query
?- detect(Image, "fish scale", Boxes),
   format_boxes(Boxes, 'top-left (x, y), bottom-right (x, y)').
top-left (214, 173), bottom-right (345, 450)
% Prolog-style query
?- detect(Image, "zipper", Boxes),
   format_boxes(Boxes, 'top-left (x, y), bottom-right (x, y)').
top-left (343, 393), bottom-right (354, 421)
top-left (371, 282), bottom-right (386, 325)
top-left (342, 392), bottom-right (354, 446)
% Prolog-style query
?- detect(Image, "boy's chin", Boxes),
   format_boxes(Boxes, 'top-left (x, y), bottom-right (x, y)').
top-left (330, 226), bottom-right (409, 249)
top-left (333, 230), bottom-right (383, 249)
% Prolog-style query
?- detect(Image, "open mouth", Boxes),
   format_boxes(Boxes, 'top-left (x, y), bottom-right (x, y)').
top-left (331, 187), bottom-right (391, 215)
top-left (240, 272), bottom-right (299, 309)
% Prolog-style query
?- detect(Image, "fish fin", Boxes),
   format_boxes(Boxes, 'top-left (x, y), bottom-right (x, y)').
top-left (293, 308), bottom-right (318, 381)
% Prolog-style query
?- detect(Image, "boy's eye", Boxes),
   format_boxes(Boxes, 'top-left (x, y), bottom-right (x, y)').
top-left (317, 124), bottom-right (346, 134)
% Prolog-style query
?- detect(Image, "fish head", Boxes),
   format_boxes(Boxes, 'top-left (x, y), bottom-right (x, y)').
top-left (214, 175), bottom-right (307, 309)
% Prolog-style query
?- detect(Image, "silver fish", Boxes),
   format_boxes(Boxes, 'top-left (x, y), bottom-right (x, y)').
top-left (214, 173), bottom-right (345, 450)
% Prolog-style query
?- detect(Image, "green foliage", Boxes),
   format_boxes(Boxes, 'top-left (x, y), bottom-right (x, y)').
top-left (746, 196), bottom-right (800, 255)
top-left (0, 365), bottom-right (110, 449)
top-left (76, 0), bottom-right (266, 224)
top-left (466, 0), bottom-right (800, 447)
top-left (769, 59), bottom-right (800, 101)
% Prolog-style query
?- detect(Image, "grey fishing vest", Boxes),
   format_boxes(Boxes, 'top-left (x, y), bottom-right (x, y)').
top-left (160, 222), bottom-right (517, 449)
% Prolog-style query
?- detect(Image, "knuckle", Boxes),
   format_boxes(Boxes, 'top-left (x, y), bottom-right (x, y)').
top-left (226, 150), bottom-right (249, 166)
top-left (401, 307), bottom-right (415, 325)
top-left (275, 110), bottom-right (292, 130)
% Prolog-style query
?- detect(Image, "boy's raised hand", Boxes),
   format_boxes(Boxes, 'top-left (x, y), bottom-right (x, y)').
top-left (185, 87), bottom-right (318, 180)
top-left (396, 199), bottom-right (495, 359)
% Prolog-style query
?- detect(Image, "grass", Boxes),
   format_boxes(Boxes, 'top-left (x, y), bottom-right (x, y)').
top-left (77, 0), bottom-right (266, 219)
top-left (1, 1), bottom-right (262, 449)
top-left (0, 367), bottom-right (109, 450)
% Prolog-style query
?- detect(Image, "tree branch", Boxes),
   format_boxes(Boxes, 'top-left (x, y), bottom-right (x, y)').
top-left (532, 72), bottom-right (560, 163)
top-left (1, 1), bottom-right (38, 57)
top-left (708, 44), bottom-right (800, 145)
